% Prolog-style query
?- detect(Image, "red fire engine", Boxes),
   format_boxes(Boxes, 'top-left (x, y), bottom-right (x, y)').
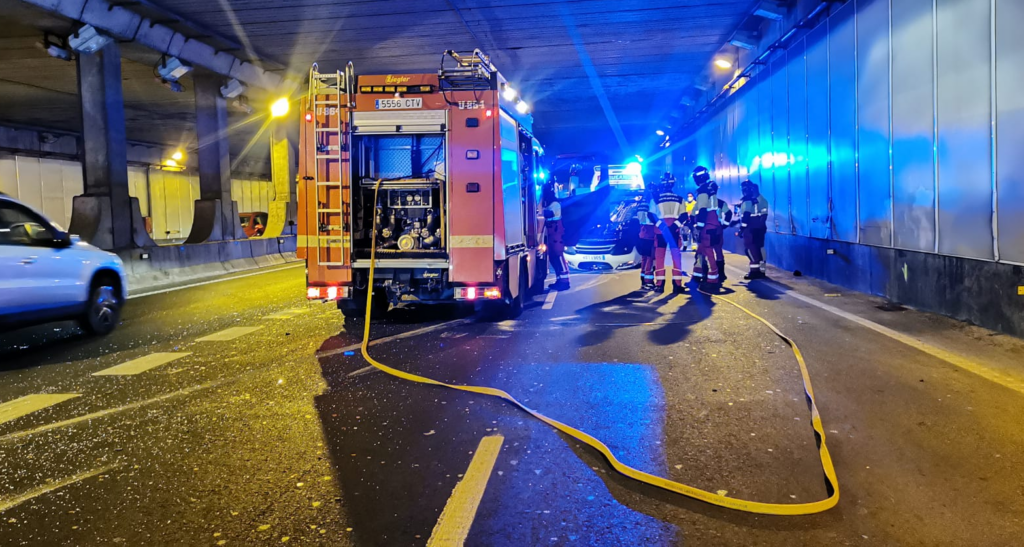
top-left (299, 50), bottom-right (548, 318)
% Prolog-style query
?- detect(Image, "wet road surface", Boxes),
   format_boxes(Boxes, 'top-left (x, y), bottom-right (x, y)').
top-left (1, 256), bottom-right (1023, 546)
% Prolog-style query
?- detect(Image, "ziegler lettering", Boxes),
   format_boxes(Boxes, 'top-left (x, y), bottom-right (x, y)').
top-left (385, 75), bottom-right (411, 84)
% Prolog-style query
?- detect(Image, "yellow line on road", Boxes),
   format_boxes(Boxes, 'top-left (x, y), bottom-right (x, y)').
top-left (427, 435), bottom-right (504, 547)
top-left (196, 326), bottom-right (263, 342)
top-left (725, 264), bottom-right (1024, 395)
top-left (0, 394), bottom-right (80, 426)
top-left (0, 464), bottom-right (117, 513)
top-left (92, 352), bottom-right (191, 376)
top-left (265, 308), bottom-right (311, 319)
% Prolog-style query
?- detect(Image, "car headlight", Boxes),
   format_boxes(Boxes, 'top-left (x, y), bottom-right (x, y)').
top-left (565, 246), bottom-right (576, 255)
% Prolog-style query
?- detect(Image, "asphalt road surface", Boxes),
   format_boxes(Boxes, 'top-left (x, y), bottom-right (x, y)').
top-left (2, 255), bottom-right (1023, 546)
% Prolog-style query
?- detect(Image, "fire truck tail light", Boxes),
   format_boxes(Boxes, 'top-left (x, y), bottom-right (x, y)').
top-left (483, 288), bottom-right (502, 299)
top-left (304, 112), bottom-right (313, 122)
top-left (307, 287), bottom-right (321, 299)
top-left (455, 286), bottom-right (501, 301)
top-left (485, 109), bottom-right (493, 117)
top-left (466, 287), bottom-right (477, 300)
top-left (326, 286), bottom-right (338, 300)
top-left (307, 286), bottom-right (351, 300)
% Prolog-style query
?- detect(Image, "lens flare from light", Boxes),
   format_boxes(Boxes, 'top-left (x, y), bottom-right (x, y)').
top-left (515, 101), bottom-right (529, 114)
top-left (271, 97), bottom-right (290, 118)
top-left (171, 150), bottom-right (184, 161)
top-left (625, 162), bottom-right (642, 175)
top-left (503, 86), bottom-right (517, 101)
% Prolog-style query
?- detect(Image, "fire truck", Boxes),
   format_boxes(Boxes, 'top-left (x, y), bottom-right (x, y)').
top-left (299, 50), bottom-right (548, 319)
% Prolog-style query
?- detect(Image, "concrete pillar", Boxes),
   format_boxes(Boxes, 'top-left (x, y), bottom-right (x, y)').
top-left (70, 40), bottom-right (149, 250)
top-left (263, 122), bottom-right (298, 238)
top-left (186, 69), bottom-right (245, 243)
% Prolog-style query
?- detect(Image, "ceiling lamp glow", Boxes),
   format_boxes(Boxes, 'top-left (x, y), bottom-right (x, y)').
top-left (655, 130), bottom-right (665, 136)
top-left (714, 58), bottom-right (733, 69)
top-left (270, 97), bottom-right (290, 118)
top-left (515, 100), bottom-right (529, 114)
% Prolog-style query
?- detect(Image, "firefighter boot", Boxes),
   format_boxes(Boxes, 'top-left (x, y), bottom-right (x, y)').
top-left (673, 282), bottom-right (687, 295)
top-left (717, 261), bottom-right (727, 282)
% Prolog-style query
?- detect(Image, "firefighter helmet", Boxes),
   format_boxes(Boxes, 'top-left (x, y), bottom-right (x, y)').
top-left (692, 166), bottom-right (711, 186)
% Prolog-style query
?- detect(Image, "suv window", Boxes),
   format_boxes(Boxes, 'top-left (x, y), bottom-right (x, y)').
top-left (0, 202), bottom-right (54, 246)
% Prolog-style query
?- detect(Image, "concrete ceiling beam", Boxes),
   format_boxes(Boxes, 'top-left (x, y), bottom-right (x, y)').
top-left (20, 0), bottom-right (286, 91)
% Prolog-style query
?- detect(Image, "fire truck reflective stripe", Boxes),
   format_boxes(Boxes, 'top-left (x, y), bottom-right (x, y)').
top-left (359, 225), bottom-right (840, 514)
top-left (450, 235), bottom-right (494, 248)
top-left (297, 235), bottom-right (349, 247)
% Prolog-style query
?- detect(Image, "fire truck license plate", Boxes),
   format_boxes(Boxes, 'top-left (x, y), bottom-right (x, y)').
top-left (375, 98), bottom-right (422, 110)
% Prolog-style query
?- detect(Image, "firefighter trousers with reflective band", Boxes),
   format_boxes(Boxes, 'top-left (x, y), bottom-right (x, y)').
top-left (693, 227), bottom-right (721, 284)
top-left (654, 220), bottom-right (683, 287)
top-left (743, 223), bottom-right (767, 274)
top-left (546, 221), bottom-right (570, 285)
top-left (637, 237), bottom-right (655, 285)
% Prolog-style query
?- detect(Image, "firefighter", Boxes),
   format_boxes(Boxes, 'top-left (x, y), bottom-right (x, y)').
top-left (543, 181), bottom-right (571, 291)
top-left (636, 197), bottom-right (657, 290)
top-left (690, 166), bottom-right (722, 290)
top-left (648, 172), bottom-right (687, 294)
top-left (738, 179), bottom-right (769, 279)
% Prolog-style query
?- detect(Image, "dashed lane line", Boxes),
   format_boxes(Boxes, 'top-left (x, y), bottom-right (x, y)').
top-left (427, 435), bottom-right (504, 547)
top-left (92, 352), bottom-right (192, 376)
top-left (128, 262), bottom-right (303, 299)
top-left (0, 394), bottom-right (81, 426)
top-left (724, 264), bottom-right (1024, 395)
top-left (196, 326), bottom-right (264, 342)
top-left (0, 464), bottom-right (118, 513)
top-left (542, 291), bottom-right (558, 310)
top-left (265, 308), bottom-right (311, 320)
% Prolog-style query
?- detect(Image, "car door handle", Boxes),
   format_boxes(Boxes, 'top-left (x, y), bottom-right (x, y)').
top-left (20, 256), bottom-right (37, 265)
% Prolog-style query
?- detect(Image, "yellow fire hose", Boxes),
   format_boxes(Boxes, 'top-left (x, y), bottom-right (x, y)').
top-left (360, 180), bottom-right (839, 515)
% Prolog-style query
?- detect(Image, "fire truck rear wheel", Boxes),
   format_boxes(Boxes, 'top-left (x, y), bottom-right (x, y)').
top-left (530, 256), bottom-right (548, 296)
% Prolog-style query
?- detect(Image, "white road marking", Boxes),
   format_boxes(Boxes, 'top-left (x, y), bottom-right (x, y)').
top-left (196, 326), bottom-right (263, 342)
top-left (265, 308), bottom-right (311, 319)
top-left (320, 318), bottom-right (474, 361)
top-left (128, 262), bottom-right (303, 299)
top-left (724, 264), bottom-right (1024, 395)
top-left (542, 291), bottom-right (558, 310)
top-left (0, 394), bottom-right (80, 426)
top-left (92, 352), bottom-right (191, 376)
top-left (0, 464), bottom-right (118, 513)
top-left (427, 435), bottom-right (504, 547)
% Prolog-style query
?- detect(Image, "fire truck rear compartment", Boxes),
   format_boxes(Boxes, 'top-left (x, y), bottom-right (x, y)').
top-left (350, 132), bottom-right (451, 303)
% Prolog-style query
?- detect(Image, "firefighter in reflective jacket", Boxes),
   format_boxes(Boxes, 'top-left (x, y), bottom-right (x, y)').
top-left (636, 198), bottom-right (657, 290)
top-left (738, 179), bottom-right (769, 279)
top-left (648, 173), bottom-right (687, 293)
top-left (690, 166), bottom-right (722, 290)
top-left (543, 182), bottom-right (571, 290)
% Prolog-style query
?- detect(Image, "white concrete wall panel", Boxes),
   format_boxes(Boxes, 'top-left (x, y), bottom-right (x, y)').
top-left (806, 21), bottom-right (832, 240)
top-left (829, 3), bottom-right (858, 243)
top-left (788, 38), bottom-right (810, 238)
top-left (892, 0), bottom-right (937, 252)
top-left (995, 0), bottom-right (1024, 263)
top-left (936, 0), bottom-right (993, 260)
top-left (856, 0), bottom-right (894, 247)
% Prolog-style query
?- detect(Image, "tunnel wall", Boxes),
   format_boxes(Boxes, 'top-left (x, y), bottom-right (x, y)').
top-left (680, 0), bottom-right (1024, 336)
top-left (0, 153), bottom-right (275, 242)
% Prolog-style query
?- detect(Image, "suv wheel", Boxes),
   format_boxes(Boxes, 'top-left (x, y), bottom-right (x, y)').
top-left (81, 283), bottom-right (122, 335)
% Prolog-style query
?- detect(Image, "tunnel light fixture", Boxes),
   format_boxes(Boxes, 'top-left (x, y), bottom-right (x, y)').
top-left (502, 84), bottom-right (517, 102)
top-left (171, 150), bottom-right (184, 162)
top-left (515, 100), bottom-right (529, 114)
top-left (38, 33), bottom-right (73, 61)
top-left (271, 97), bottom-right (290, 118)
top-left (69, 25), bottom-right (112, 54)
top-left (157, 56), bottom-right (192, 82)
top-left (655, 129), bottom-right (665, 136)
top-left (714, 58), bottom-right (733, 70)
top-left (220, 78), bottom-right (246, 99)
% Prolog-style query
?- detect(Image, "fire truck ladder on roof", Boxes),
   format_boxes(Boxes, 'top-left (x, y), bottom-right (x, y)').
top-left (438, 49), bottom-right (495, 91)
top-left (308, 63), bottom-right (351, 267)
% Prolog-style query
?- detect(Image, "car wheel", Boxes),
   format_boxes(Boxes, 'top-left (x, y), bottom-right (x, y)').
top-left (81, 284), bottom-right (122, 335)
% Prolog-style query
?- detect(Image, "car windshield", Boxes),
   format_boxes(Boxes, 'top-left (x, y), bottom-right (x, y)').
top-left (580, 191), bottom-right (642, 240)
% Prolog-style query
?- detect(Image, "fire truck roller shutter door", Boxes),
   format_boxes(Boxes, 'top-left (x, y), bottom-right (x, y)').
top-left (448, 107), bottom-right (496, 283)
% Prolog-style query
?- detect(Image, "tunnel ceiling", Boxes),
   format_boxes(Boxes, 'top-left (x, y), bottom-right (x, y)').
top-left (0, 0), bottom-right (757, 160)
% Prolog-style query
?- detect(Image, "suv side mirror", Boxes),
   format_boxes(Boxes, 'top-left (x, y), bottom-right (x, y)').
top-left (52, 230), bottom-right (73, 248)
